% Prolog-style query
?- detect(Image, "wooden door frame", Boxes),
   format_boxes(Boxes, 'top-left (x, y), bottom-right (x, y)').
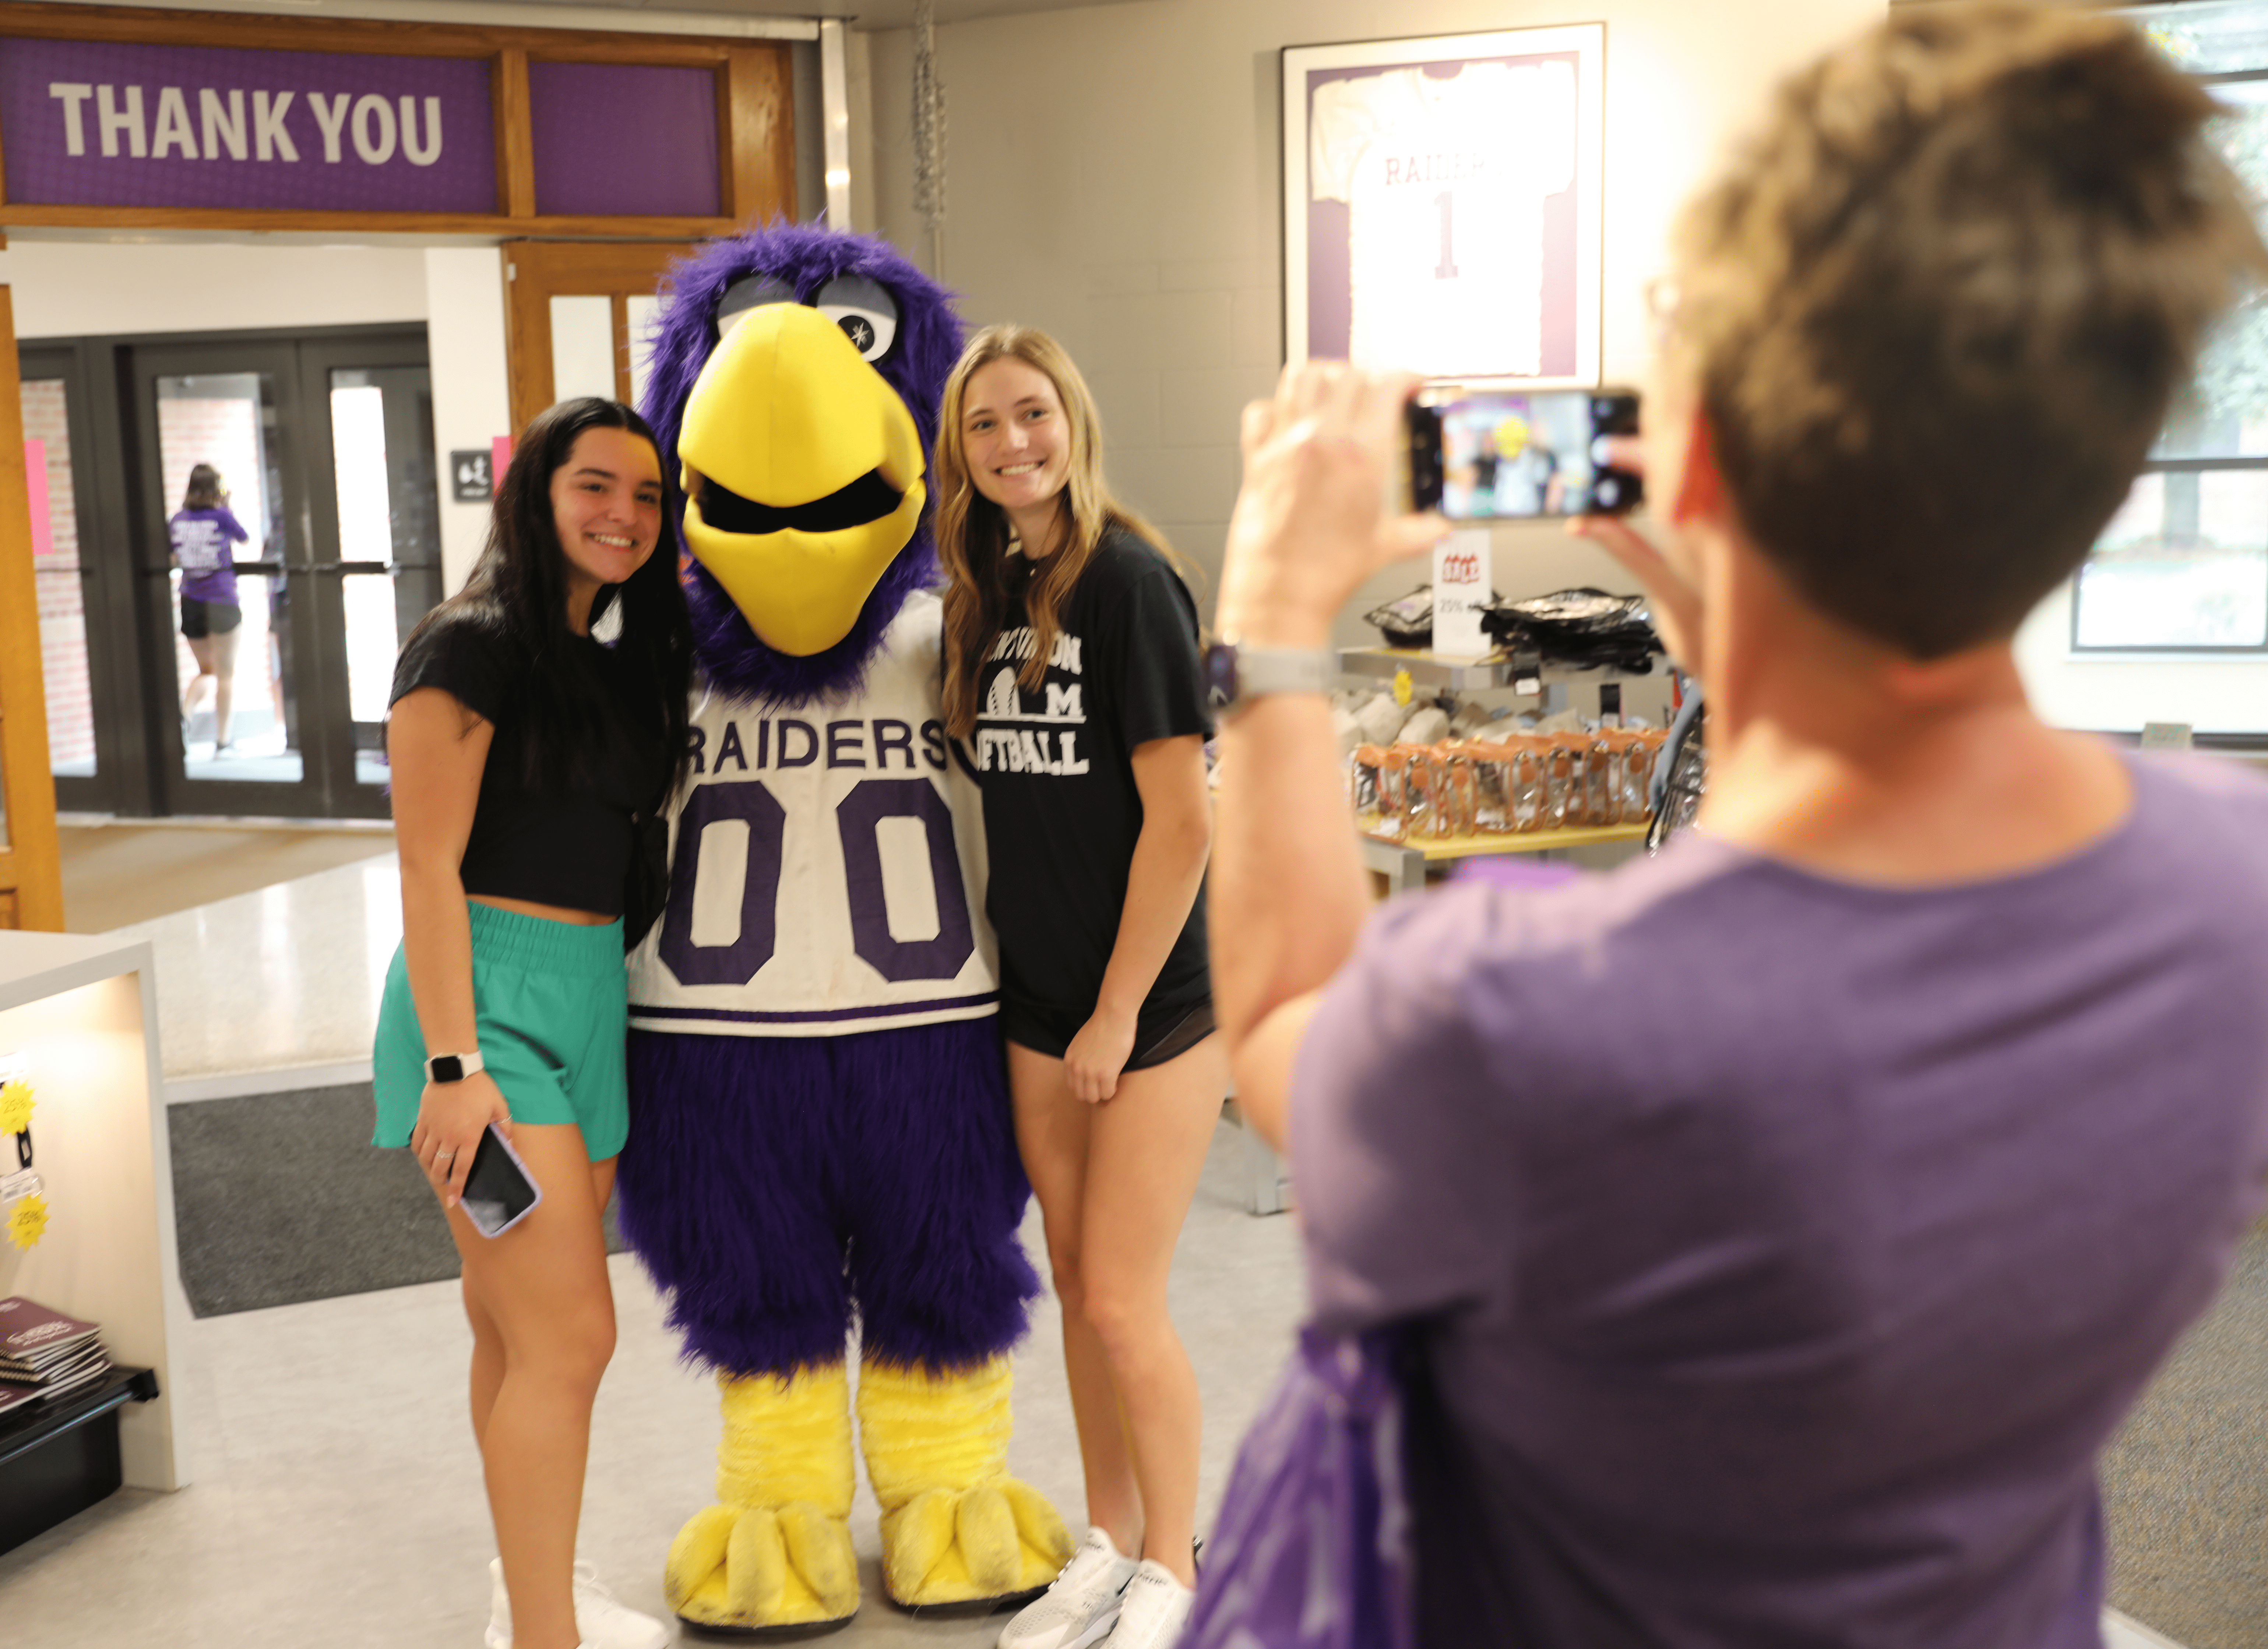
top-left (0, 286), bottom-right (63, 928)
top-left (503, 240), bottom-right (698, 434)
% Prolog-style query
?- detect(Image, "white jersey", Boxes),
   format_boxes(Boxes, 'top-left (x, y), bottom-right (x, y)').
top-left (1310, 61), bottom-right (1577, 378)
top-left (627, 592), bottom-right (998, 1037)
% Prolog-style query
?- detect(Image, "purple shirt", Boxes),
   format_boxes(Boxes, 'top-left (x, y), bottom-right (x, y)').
top-left (1295, 751), bottom-right (2268, 1648)
top-left (170, 507), bottom-right (250, 605)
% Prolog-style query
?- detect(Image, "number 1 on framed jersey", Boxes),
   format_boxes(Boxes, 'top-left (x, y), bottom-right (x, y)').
top-left (1285, 25), bottom-right (1603, 391)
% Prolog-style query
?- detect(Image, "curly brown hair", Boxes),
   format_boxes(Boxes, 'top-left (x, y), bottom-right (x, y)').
top-left (1671, 3), bottom-right (2268, 657)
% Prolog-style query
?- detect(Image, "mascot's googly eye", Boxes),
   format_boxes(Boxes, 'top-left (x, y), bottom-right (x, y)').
top-left (716, 273), bottom-right (798, 339)
top-left (814, 274), bottom-right (899, 363)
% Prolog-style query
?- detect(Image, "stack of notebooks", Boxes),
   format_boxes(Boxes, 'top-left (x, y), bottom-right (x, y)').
top-left (0, 1297), bottom-right (110, 1418)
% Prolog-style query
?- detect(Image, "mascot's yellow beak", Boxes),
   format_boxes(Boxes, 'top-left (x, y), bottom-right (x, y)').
top-left (678, 302), bottom-right (927, 657)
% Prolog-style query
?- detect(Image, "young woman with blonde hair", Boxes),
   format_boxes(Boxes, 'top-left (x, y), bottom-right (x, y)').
top-left (936, 325), bottom-right (1221, 1649)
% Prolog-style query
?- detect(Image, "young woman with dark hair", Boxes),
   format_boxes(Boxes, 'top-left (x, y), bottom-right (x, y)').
top-left (169, 462), bottom-right (250, 754)
top-left (371, 397), bottom-right (692, 1649)
top-left (935, 326), bottom-right (1222, 1649)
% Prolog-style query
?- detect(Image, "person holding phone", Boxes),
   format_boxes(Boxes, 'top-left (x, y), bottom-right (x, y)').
top-left (371, 398), bottom-right (691, 1649)
top-left (932, 326), bottom-right (1222, 1649)
top-left (169, 463), bottom-right (250, 755)
top-left (1202, 9), bottom-right (2268, 1646)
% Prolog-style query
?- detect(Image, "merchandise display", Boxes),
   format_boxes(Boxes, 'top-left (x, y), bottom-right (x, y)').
top-left (0, 1297), bottom-right (111, 1402)
top-left (1352, 723), bottom-right (1666, 843)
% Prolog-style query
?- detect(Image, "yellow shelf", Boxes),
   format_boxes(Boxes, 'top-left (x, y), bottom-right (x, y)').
top-left (1362, 820), bottom-right (1650, 859)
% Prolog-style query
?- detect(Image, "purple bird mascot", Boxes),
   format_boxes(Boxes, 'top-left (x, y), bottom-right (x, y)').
top-left (620, 226), bottom-right (1074, 1634)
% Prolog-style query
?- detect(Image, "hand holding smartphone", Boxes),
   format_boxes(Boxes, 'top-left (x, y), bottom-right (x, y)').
top-left (1406, 388), bottom-right (1642, 519)
top-left (460, 1124), bottom-right (543, 1238)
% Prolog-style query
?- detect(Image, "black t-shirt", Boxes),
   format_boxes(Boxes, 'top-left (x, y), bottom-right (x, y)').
top-left (388, 611), bottom-right (665, 918)
top-left (969, 529), bottom-right (1213, 1017)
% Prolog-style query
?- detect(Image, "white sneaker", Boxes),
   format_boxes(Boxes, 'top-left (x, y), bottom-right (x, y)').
top-left (1102, 1560), bottom-right (1193, 1649)
top-left (486, 1558), bottom-right (669, 1649)
top-left (999, 1526), bottom-right (1139, 1649)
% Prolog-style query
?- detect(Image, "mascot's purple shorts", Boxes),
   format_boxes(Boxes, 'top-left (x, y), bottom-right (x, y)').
top-left (616, 226), bottom-right (1073, 1634)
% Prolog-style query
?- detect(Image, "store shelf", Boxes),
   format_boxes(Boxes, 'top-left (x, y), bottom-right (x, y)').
top-left (1359, 820), bottom-right (1649, 892)
top-left (0, 1364), bottom-right (159, 1556)
top-left (1340, 645), bottom-right (1662, 691)
top-left (1342, 645), bottom-right (1528, 691)
top-left (0, 1365), bottom-right (159, 1468)
top-left (1363, 821), bottom-right (1650, 859)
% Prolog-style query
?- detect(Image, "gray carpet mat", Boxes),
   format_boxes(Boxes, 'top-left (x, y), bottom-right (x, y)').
top-left (168, 1083), bottom-right (626, 1318)
top-left (2103, 1222), bottom-right (2268, 1648)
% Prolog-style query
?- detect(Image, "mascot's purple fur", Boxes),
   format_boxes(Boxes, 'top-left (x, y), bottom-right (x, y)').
top-left (619, 226), bottom-right (1074, 1634)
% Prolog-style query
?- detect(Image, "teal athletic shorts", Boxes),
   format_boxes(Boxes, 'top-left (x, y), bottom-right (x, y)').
top-left (372, 900), bottom-right (630, 1162)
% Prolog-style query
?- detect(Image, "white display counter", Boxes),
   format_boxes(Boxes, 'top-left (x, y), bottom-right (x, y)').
top-left (0, 929), bottom-right (191, 1493)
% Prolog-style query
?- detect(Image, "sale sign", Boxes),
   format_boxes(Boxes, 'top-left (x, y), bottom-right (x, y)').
top-left (0, 38), bottom-right (496, 213)
top-left (1432, 528), bottom-right (1492, 657)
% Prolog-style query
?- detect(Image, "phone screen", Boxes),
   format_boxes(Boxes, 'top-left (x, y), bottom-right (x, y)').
top-left (461, 1124), bottom-right (541, 1239)
top-left (1407, 389), bottom-right (1640, 519)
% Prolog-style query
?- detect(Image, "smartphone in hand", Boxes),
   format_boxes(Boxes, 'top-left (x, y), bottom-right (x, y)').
top-left (460, 1123), bottom-right (542, 1238)
top-left (1406, 388), bottom-right (1642, 519)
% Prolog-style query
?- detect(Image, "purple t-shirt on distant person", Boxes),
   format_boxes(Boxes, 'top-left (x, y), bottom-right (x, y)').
top-left (1294, 751), bottom-right (2268, 1648)
top-left (170, 507), bottom-right (249, 605)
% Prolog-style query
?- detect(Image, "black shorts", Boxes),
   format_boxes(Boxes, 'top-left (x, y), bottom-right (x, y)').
top-left (180, 597), bottom-right (242, 639)
top-left (1000, 995), bottom-right (1216, 1072)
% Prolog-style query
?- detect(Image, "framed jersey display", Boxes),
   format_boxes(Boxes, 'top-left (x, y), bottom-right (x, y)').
top-left (1283, 25), bottom-right (1604, 388)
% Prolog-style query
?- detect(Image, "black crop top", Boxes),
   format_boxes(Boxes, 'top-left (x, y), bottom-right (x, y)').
top-left (388, 611), bottom-right (666, 918)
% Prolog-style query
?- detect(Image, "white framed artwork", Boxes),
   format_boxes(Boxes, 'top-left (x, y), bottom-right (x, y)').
top-left (1282, 24), bottom-right (1605, 389)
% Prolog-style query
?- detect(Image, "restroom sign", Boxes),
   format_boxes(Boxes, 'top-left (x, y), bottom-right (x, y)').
top-left (0, 38), bottom-right (496, 212)
top-left (449, 449), bottom-right (494, 505)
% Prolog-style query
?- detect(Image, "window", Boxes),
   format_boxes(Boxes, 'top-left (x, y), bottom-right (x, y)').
top-left (2075, 2), bottom-right (2268, 652)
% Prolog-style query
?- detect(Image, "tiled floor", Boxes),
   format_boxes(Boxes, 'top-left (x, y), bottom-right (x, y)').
top-left (0, 1129), bottom-right (1305, 1649)
top-left (113, 851), bottom-right (402, 1084)
top-left (59, 817), bottom-right (396, 936)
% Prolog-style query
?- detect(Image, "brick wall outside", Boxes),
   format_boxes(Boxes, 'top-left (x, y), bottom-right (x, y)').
top-left (23, 377), bottom-right (93, 770)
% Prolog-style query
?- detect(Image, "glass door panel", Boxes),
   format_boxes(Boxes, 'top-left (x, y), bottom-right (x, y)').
top-left (325, 362), bottom-right (439, 793)
top-left (24, 378), bottom-right (95, 783)
top-left (153, 370), bottom-right (303, 785)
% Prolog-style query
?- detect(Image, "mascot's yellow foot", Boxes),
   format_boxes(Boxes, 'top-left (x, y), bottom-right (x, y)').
top-left (857, 1355), bottom-right (1077, 1609)
top-left (666, 1363), bottom-right (861, 1633)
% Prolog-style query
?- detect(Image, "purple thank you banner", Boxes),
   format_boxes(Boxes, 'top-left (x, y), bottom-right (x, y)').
top-left (0, 38), bottom-right (496, 213)
top-left (528, 61), bottom-right (720, 219)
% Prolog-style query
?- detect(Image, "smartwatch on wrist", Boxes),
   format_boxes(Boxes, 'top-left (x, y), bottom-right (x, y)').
top-left (425, 1051), bottom-right (485, 1084)
top-left (1202, 641), bottom-right (1337, 716)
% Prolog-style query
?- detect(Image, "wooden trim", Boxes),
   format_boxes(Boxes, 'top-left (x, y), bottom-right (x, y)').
top-left (0, 4), bottom-right (790, 239)
top-left (0, 285), bottom-right (63, 930)
top-left (0, 2), bottom-right (744, 61)
top-left (497, 48), bottom-right (536, 221)
top-left (502, 240), bottom-right (694, 432)
top-left (610, 290), bottom-right (632, 405)
top-left (0, 854), bottom-right (16, 892)
top-left (728, 45), bottom-right (796, 227)
top-left (714, 61), bottom-right (739, 221)
top-left (0, 204), bottom-right (733, 239)
top-left (503, 246), bottom-right (548, 440)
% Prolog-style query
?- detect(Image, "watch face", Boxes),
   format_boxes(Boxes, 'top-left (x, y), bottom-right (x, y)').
top-left (430, 1055), bottom-right (464, 1084)
top-left (1202, 643), bottom-right (1238, 710)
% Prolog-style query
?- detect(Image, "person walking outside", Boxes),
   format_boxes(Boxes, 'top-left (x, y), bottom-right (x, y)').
top-left (169, 463), bottom-right (250, 755)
